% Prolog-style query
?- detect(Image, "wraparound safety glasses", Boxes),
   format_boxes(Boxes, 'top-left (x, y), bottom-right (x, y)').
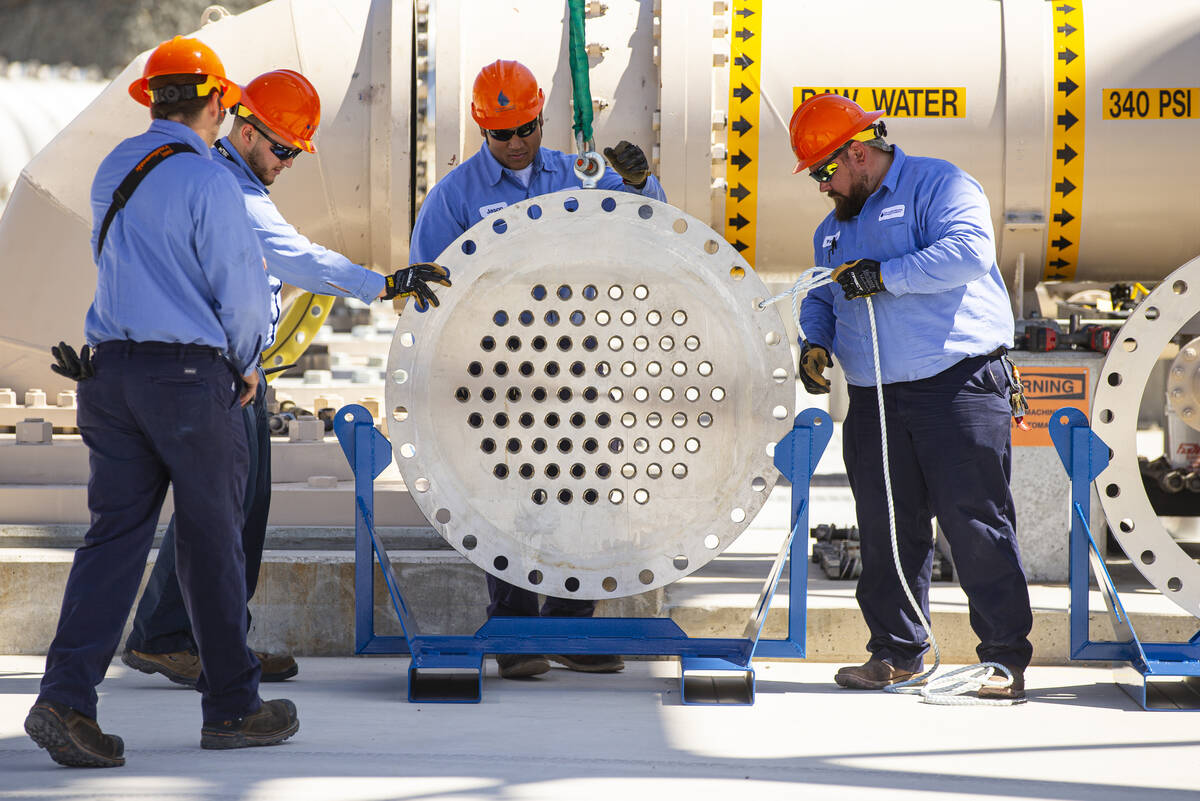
top-left (808, 142), bottom-right (851, 183)
top-left (235, 106), bottom-right (303, 161)
top-left (487, 118), bottom-right (540, 142)
top-left (807, 121), bottom-right (889, 184)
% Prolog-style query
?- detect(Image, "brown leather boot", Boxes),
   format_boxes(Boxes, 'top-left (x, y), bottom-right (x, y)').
top-left (978, 667), bottom-right (1026, 701)
top-left (121, 648), bottom-right (200, 687)
top-left (496, 654), bottom-right (551, 678)
top-left (834, 657), bottom-right (922, 690)
top-left (254, 651), bottom-right (299, 682)
top-left (201, 698), bottom-right (299, 750)
top-left (549, 654), bottom-right (625, 673)
top-left (25, 700), bottom-right (125, 768)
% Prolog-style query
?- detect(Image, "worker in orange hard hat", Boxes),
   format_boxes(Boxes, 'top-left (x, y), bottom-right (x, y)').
top-left (121, 68), bottom-right (450, 693)
top-left (29, 36), bottom-right (297, 767)
top-left (788, 93), bottom-right (1032, 702)
top-left (127, 35), bottom-right (242, 140)
top-left (410, 59), bottom-right (665, 681)
top-left (411, 59), bottom-right (665, 268)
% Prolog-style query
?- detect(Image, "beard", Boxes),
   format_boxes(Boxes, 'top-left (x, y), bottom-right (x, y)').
top-left (830, 171), bottom-right (873, 221)
top-left (245, 147), bottom-right (277, 186)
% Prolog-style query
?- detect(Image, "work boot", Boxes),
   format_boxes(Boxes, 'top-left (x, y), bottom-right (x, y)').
top-left (254, 651), bottom-right (299, 682)
top-left (200, 699), bottom-right (299, 750)
top-left (550, 654), bottom-right (625, 673)
top-left (978, 666), bottom-right (1026, 702)
top-left (834, 657), bottom-right (922, 690)
top-left (25, 700), bottom-right (125, 768)
top-left (496, 654), bottom-right (551, 679)
top-left (121, 648), bottom-right (200, 687)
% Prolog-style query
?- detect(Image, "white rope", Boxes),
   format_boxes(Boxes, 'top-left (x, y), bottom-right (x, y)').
top-left (759, 273), bottom-right (1019, 706)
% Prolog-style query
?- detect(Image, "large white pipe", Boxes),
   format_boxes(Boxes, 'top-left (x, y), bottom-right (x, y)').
top-left (430, 0), bottom-right (1200, 292)
top-left (0, 0), bottom-right (412, 396)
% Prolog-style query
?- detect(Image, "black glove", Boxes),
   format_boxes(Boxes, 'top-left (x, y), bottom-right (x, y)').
top-left (798, 341), bottom-right (833, 395)
top-left (831, 258), bottom-right (885, 300)
top-left (603, 140), bottom-right (650, 188)
top-left (382, 263), bottom-right (452, 311)
top-left (50, 341), bottom-right (94, 381)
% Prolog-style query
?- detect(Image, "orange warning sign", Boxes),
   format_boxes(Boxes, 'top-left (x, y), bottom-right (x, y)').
top-left (1012, 365), bottom-right (1090, 447)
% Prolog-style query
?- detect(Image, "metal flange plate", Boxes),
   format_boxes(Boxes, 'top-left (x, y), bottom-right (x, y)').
top-left (1092, 256), bottom-right (1200, 619)
top-left (385, 190), bottom-right (793, 599)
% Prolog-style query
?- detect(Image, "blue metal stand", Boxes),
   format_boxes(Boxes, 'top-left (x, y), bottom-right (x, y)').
top-left (334, 404), bottom-right (831, 704)
top-left (1049, 407), bottom-right (1200, 710)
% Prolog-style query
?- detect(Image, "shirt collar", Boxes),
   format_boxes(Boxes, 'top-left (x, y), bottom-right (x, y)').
top-left (878, 144), bottom-right (907, 194)
top-left (213, 135), bottom-right (269, 193)
top-left (148, 118), bottom-right (213, 158)
top-left (478, 142), bottom-right (547, 186)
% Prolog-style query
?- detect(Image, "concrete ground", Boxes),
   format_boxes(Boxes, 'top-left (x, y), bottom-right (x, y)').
top-left (1, 656), bottom-right (1199, 801)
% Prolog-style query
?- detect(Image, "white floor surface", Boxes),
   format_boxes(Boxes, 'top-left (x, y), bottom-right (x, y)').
top-left (1, 656), bottom-right (1199, 801)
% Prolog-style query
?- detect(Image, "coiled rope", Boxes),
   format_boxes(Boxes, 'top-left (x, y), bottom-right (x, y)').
top-left (760, 269), bottom-right (1019, 706)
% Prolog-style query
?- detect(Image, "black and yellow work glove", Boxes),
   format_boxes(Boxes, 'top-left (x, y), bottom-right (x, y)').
top-left (831, 258), bottom-right (884, 300)
top-left (798, 341), bottom-right (833, 395)
top-left (50, 341), bottom-right (94, 381)
top-left (602, 140), bottom-right (650, 188)
top-left (382, 263), bottom-right (452, 312)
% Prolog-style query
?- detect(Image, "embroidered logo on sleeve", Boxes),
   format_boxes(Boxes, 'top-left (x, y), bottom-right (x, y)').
top-left (479, 201), bottom-right (508, 217)
top-left (879, 204), bottom-right (905, 221)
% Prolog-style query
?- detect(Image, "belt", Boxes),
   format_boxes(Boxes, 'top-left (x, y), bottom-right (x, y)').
top-left (94, 340), bottom-right (222, 359)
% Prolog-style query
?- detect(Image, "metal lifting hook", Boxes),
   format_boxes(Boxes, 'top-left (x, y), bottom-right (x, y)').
top-left (573, 131), bottom-right (605, 189)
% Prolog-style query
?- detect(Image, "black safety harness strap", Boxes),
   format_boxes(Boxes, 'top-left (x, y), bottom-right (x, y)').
top-left (95, 142), bottom-right (197, 258)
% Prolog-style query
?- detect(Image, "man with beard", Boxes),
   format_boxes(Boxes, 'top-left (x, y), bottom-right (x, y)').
top-left (791, 94), bottom-right (1032, 701)
top-left (122, 68), bottom-right (450, 688)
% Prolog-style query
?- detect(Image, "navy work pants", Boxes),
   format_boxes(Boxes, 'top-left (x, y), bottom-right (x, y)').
top-left (842, 351), bottom-right (1033, 672)
top-left (487, 577), bottom-right (595, 618)
top-left (125, 383), bottom-right (270, 654)
top-left (38, 343), bottom-right (262, 723)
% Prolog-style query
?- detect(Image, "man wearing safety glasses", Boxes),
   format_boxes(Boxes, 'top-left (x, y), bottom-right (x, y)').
top-left (409, 59), bottom-right (664, 681)
top-left (790, 94), bottom-right (1032, 701)
top-left (120, 69), bottom-right (452, 693)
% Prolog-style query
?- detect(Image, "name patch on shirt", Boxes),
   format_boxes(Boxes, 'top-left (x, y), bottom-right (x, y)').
top-left (478, 201), bottom-right (508, 217)
top-left (822, 232), bottom-right (841, 249)
top-left (879, 204), bottom-right (906, 221)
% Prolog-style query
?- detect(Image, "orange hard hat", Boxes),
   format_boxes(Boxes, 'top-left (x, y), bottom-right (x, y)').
top-left (788, 94), bottom-right (884, 173)
top-left (236, 69), bottom-right (321, 153)
top-left (470, 60), bottom-right (545, 129)
top-left (128, 35), bottom-right (241, 109)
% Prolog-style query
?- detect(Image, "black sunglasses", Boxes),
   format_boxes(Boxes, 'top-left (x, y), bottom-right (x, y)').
top-left (809, 142), bottom-right (852, 184)
top-left (487, 118), bottom-right (540, 142)
top-left (248, 119), bottom-right (302, 161)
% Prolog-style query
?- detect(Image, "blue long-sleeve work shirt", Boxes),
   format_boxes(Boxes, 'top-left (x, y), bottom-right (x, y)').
top-left (799, 146), bottom-right (1013, 386)
top-left (213, 137), bottom-right (386, 347)
top-left (85, 120), bottom-right (270, 375)
top-left (410, 143), bottom-right (666, 263)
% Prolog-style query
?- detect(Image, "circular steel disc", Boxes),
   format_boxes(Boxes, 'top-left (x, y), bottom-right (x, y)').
top-left (1092, 257), bottom-right (1200, 617)
top-left (385, 190), bottom-right (794, 599)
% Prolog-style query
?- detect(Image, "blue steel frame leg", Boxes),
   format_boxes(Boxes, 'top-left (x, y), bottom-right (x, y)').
top-left (337, 405), bottom-right (831, 705)
top-left (1049, 407), bottom-right (1200, 710)
top-left (678, 408), bottom-right (831, 703)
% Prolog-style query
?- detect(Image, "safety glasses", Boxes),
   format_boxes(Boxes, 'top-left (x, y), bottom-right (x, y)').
top-left (808, 142), bottom-right (850, 184)
top-left (807, 121), bottom-right (888, 183)
top-left (235, 106), bottom-right (302, 160)
top-left (487, 118), bottom-right (540, 142)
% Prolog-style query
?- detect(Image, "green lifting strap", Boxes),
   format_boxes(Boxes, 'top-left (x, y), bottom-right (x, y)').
top-left (567, 0), bottom-right (594, 151)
